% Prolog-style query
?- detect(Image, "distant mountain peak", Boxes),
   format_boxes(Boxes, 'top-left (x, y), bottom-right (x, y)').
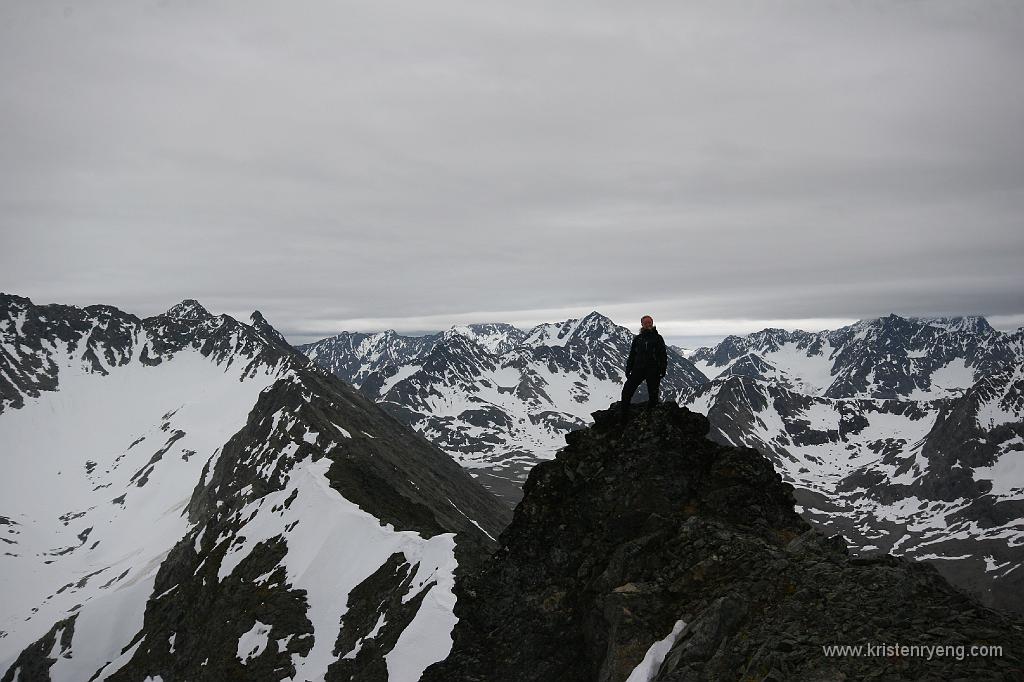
top-left (440, 327), bottom-right (471, 342)
top-left (164, 299), bottom-right (212, 321)
top-left (447, 323), bottom-right (525, 355)
top-left (249, 310), bottom-right (293, 352)
top-left (913, 315), bottom-right (995, 335)
top-left (577, 311), bottom-right (623, 334)
top-left (460, 322), bottom-right (520, 332)
top-left (521, 311), bottom-right (627, 349)
top-left (579, 310), bottom-right (612, 324)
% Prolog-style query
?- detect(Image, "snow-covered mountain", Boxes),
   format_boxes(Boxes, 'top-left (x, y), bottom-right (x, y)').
top-left (687, 315), bottom-right (1024, 613)
top-left (0, 294), bottom-right (509, 681)
top-left (689, 314), bottom-right (1016, 400)
top-left (300, 313), bottom-right (708, 503)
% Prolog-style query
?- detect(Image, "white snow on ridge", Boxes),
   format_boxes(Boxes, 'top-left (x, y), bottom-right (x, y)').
top-left (1, 340), bottom-right (461, 681)
top-left (973, 435), bottom-right (1024, 497)
top-left (0, 350), bottom-right (282, 680)
top-left (523, 319), bottom-right (582, 347)
top-left (450, 325), bottom-right (518, 354)
top-left (692, 343), bottom-right (835, 395)
top-left (379, 364), bottom-right (421, 394)
top-left (798, 402), bottom-right (841, 430)
top-left (689, 372), bottom-right (1024, 558)
top-left (214, 458), bottom-right (458, 682)
top-left (392, 352), bottom-right (627, 468)
top-left (977, 394), bottom-right (1022, 431)
top-left (930, 358), bottom-right (975, 393)
top-left (763, 344), bottom-right (835, 394)
top-left (687, 379), bottom-right (941, 497)
top-left (691, 359), bottom-right (723, 381)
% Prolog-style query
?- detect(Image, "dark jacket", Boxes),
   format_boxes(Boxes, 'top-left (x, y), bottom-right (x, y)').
top-left (627, 327), bottom-right (667, 377)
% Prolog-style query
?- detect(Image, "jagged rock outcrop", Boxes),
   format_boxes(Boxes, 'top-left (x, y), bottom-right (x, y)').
top-left (425, 402), bottom-right (1024, 681)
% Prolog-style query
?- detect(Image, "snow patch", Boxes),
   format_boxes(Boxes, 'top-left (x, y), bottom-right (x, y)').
top-left (973, 439), bottom-right (1024, 497)
top-left (625, 619), bottom-right (687, 682)
top-left (929, 358), bottom-right (975, 395)
top-left (237, 620), bottom-right (272, 663)
top-left (380, 365), bottom-right (421, 394)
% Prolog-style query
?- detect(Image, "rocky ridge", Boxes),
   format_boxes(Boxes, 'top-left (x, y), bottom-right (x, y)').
top-left (425, 402), bottom-right (1024, 681)
top-left (0, 295), bottom-right (297, 415)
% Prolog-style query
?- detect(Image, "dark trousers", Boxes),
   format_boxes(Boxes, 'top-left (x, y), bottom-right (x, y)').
top-left (621, 368), bottom-right (661, 412)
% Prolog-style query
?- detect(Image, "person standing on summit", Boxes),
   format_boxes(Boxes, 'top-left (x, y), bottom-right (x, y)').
top-left (620, 315), bottom-right (668, 419)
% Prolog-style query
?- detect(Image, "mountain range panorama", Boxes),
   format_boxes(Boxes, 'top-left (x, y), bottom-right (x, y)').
top-left (1, 293), bottom-right (1022, 680)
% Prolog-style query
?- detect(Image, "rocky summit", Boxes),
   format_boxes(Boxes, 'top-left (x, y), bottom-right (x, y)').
top-left (424, 402), bottom-right (1024, 681)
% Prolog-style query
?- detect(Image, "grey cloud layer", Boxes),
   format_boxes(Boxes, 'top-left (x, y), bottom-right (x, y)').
top-left (2, 1), bottom-right (1022, 340)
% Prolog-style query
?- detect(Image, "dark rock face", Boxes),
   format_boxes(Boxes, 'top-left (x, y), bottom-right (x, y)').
top-left (0, 615), bottom-right (77, 682)
top-left (297, 330), bottom-right (439, 388)
top-left (425, 403), bottom-right (1024, 681)
top-left (325, 553), bottom-right (436, 682)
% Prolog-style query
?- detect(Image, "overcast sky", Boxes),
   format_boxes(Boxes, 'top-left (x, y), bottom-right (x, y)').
top-left (1, 1), bottom-right (1022, 345)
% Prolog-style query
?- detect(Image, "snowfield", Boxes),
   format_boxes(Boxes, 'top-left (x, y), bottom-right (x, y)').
top-left (0, 347), bottom-right (282, 678)
top-left (1, 296), bottom-right (494, 681)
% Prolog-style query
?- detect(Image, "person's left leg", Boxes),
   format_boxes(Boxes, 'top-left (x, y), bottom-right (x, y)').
top-left (645, 371), bottom-right (661, 407)
top-left (620, 371), bottom-right (644, 418)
